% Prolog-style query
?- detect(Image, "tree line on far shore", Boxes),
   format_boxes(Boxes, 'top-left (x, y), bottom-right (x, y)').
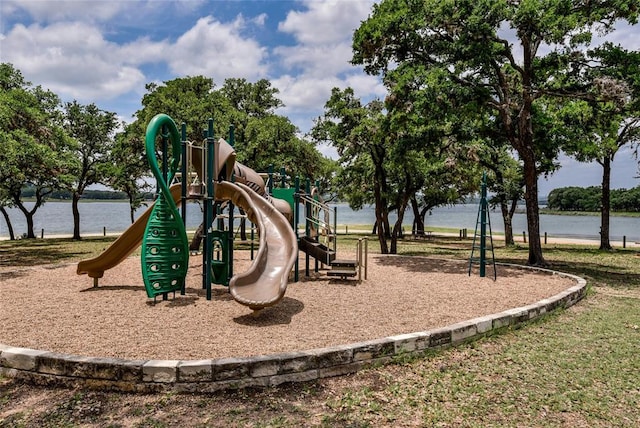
top-left (548, 186), bottom-right (640, 213)
top-left (20, 187), bottom-right (158, 202)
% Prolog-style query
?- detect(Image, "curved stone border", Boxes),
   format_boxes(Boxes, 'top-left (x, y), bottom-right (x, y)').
top-left (0, 264), bottom-right (587, 393)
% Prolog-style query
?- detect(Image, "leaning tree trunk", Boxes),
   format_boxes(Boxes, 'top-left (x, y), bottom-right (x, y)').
top-left (72, 191), bottom-right (82, 240)
top-left (0, 206), bottom-right (16, 240)
top-left (374, 207), bottom-right (389, 254)
top-left (14, 202), bottom-right (36, 239)
top-left (600, 156), bottom-right (612, 250)
top-left (189, 223), bottom-right (205, 252)
top-left (418, 206), bottom-right (433, 239)
top-left (390, 194), bottom-right (410, 254)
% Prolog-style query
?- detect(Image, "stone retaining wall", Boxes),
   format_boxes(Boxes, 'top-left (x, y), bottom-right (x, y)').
top-left (0, 265), bottom-right (587, 393)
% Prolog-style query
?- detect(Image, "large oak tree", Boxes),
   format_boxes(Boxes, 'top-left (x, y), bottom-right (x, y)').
top-left (352, 0), bottom-right (638, 265)
top-left (63, 101), bottom-right (119, 240)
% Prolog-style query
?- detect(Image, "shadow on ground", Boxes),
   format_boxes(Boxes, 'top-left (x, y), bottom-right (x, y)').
top-left (233, 297), bottom-right (304, 326)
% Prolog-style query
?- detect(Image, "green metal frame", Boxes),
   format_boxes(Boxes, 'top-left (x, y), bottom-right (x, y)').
top-left (468, 172), bottom-right (497, 280)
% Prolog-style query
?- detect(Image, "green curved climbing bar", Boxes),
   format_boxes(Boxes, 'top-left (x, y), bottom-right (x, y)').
top-left (141, 114), bottom-right (189, 298)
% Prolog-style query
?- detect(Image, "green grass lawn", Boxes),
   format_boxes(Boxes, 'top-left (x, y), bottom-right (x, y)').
top-left (1, 235), bottom-right (639, 427)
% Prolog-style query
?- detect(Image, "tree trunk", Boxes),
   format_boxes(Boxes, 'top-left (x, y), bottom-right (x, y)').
top-left (14, 201), bottom-right (36, 239)
top-left (128, 194), bottom-right (136, 224)
top-left (600, 156), bottom-right (612, 250)
top-left (500, 200), bottom-right (516, 246)
top-left (390, 220), bottom-right (401, 254)
top-left (0, 206), bottom-right (16, 240)
top-left (418, 205), bottom-right (434, 238)
top-left (410, 197), bottom-right (425, 237)
top-left (240, 214), bottom-right (247, 241)
top-left (72, 191), bottom-right (82, 240)
top-left (372, 159), bottom-right (389, 254)
top-left (522, 155), bottom-right (545, 265)
top-left (390, 196), bottom-right (410, 254)
top-left (12, 189), bottom-right (51, 239)
top-left (512, 36), bottom-right (544, 265)
top-left (189, 223), bottom-right (205, 252)
top-left (374, 209), bottom-right (389, 254)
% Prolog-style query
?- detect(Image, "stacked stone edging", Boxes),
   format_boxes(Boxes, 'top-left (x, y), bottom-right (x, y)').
top-left (0, 265), bottom-right (587, 392)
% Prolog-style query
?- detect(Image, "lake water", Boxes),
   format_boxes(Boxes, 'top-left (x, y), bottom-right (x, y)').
top-left (2, 200), bottom-right (639, 242)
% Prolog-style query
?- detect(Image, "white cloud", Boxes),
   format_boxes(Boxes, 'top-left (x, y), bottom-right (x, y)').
top-left (170, 16), bottom-right (269, 82)
top-left (596, 23), bottom-right (640, 50)
top-left (0, 0), bottom-right (385, 137)
top-left (272, 0), bottom-right (384, 131)
top-left (278, 0), bottom-right (374, 45)
top-left (344, 73), bottom-right (386, 98)
top-left (1, 22), bottom-right (146, 100)
top-left (274, 70), bottom-right (385, 117)
top-left (274, 74), bottom-right (343, 112)
top-left (0, 12), bottom-right (269, 102)
top-left (274, 42), bottom-right (354, 77)
top-left (251, 13), bottom-right (267, 27)
top-left (1, 0), bottom-right (126, 23)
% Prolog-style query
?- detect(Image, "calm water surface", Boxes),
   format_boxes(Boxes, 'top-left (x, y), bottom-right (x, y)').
top-left (2, 200), bottom-right (639, 241)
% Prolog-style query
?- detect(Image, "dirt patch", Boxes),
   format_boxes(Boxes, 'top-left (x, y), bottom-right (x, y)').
top-left (0, 252), bottom-right (575, 360)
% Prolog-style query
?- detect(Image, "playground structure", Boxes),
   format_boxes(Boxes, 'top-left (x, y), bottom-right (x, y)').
top-left (77, 114), bottom-right (365, 310)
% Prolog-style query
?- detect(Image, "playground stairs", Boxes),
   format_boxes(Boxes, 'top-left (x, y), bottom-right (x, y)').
top-left (298, 236), bottom-right (336, 265)
top-left (327, 259), bottom-right (358, 280)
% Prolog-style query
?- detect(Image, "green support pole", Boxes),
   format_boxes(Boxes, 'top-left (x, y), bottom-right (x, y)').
top-left (228, 125), bottom-right (235, 282)
top-left (268, 164), bottom-right (274, 193)
top-left (204, 118), bottom-right (215, 300)
top-left (480, 172), bottom-right (488, 278)
top-left (180, 123), bottom-right (187, 295)
top-left (305, 178), bottom-right (311, 238)
top-left (294, 176), bottom-right (300, 282)
top-left (281, 167), bottom-right (286, 188)
top-left (304, 178), bottom-right (310, 277)
top-left (314, 179), bottom-right (320, 272)
top-left (180, 123), bottom-right (187, 226)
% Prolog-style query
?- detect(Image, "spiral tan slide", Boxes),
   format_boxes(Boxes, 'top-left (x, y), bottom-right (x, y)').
top-left (215, 181), bottom-right (298, 310)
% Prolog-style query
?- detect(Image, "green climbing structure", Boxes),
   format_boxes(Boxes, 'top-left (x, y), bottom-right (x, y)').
top-left (141, 114), bottom-right (189, 298)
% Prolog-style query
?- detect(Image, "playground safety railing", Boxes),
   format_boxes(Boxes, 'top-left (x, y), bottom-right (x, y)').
top-left (299, 193), bottom-right (337, 252)
top-left (356, 237), bottom-right (368, 281)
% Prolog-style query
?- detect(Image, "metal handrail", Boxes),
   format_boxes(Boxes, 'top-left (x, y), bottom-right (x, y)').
top-left (299, 193), bottom-right (336, 250)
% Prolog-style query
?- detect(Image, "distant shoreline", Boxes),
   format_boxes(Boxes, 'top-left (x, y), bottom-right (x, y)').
top-left (4, 227), bottom-right (638, 248)
top-left (29, 199), bottom-right (640, 218)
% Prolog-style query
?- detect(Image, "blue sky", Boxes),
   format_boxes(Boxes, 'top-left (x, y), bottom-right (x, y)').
top-left (1, 0), bottom-right (639, 197)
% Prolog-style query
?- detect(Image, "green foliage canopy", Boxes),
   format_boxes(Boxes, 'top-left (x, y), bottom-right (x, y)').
top-left (351, 0), bottom-right (639, 265)
top-left (0, 63), bottom-right (77, 238)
